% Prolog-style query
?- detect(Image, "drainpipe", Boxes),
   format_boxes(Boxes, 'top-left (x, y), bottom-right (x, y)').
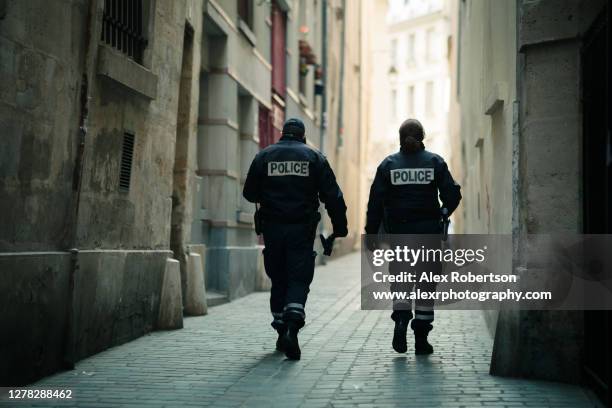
top-left (318, 0), bottom-right (328, 264)
top-left (319, 0), bottom-right (328, 153)
top-left (336, 0), bottom-right (347, 152)
top-left (63, 0), bottom-right (99, 370)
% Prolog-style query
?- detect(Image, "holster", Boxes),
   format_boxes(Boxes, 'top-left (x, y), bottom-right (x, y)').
top-left (254, 206), bottom-right (262, 235)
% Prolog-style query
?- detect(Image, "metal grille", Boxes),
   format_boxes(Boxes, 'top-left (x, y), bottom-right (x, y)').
top-left (101, 0), bottom-right (147, 64)
top-left (119, 133), bottom-right (135, 192)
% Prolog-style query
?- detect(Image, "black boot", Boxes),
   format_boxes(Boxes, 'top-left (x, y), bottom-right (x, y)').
top-left (392, 320), bottom-right (408, 353)
top-left (411, 320), bottom-right (433, 355)
top-left (275, 329), bottom-right (285, 352)
top-left (415, 335), bottom-right (433, 355)
top-left (271, 320), bottom-right (286, 352)
top-left (281, 322), bottom-right (301, 360)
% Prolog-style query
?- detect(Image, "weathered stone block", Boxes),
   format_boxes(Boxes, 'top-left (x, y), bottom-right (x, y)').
top-left (157, 258), bottom-right (184, 330)
top-left (184, 253), bottom-right (207, 315)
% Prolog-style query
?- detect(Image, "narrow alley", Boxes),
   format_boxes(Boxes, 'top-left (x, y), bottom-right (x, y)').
top-left (3, 253), bottom-right (598, 408)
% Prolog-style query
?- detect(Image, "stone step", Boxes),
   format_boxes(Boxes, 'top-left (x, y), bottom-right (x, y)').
top-left (206, 290), bottom-right (229, 307)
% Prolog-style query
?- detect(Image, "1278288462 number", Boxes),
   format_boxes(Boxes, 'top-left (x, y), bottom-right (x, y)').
top-left (6, 389), bottom-right (73, 400)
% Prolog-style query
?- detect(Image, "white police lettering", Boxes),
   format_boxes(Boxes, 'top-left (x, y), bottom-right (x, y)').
top-left (390, 168), bottom-right (434, 185)
top-left (268, 161), bottom-right (310, 176)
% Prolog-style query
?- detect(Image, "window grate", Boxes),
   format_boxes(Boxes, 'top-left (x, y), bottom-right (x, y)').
top-left (119, 132), bottom-right (135, 192)
top-left (101, 0), bottom-right (147, 64)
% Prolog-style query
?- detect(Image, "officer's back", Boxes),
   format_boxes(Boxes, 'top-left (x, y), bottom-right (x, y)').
top-left (247, 137), bottom-right (319, 222)
top-left (244, 120), bottom-right (346, 227)
top-left (366, 119), bottom-right (461, 234)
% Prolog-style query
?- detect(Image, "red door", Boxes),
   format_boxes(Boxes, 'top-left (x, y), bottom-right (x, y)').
top-left (271, 2), bottom-right (286, 98)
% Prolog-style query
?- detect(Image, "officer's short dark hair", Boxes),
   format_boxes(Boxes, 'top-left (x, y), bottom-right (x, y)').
top-left (399, 119), bottom-right (425, 153)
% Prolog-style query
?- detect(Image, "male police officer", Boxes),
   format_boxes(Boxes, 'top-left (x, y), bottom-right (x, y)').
top-left (243, 118), bottom-right (348, 360)
top-left (365, 118), bottom-right (461, 355)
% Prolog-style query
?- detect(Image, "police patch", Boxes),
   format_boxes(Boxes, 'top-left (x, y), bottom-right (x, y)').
top-left (268, 161), bottom-right (309, 176)
top-left (390, 168), bottom-right (434, 185)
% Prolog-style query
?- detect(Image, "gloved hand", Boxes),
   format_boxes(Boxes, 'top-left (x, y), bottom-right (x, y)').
top-left (320, 234), bottom-right (335, 256)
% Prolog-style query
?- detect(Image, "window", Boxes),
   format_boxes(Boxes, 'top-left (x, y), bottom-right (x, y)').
top-left (391, 89), bottom-right (397, 119)
top-left (258, 105), bottom-right (273, 148)
top-left (425, 81), bottom-right (434, 116)
top-left (425, 28), bottom-right (436, 61)
top-left (101, 0), bottom-right (148, 64)
top-left (406, 85), bottom-right (415, 115)
top-left (406, 33), bottom-right (415, 65)
top-left (238, 0), bottom-right (253, 28)
top-left (390, 38), bottom-right (398, 67)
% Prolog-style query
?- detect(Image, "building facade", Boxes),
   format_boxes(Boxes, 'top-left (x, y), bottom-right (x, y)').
top-left (365, 0), bottom-right (453, 211)
top-left (450, 0), bottom-right (610, 401)
top-left (0, 0), bottom-right (366, 385)
top-left (387, 0), bottom-right (451, 160)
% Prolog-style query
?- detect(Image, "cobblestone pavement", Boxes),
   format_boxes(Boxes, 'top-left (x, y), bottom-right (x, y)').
top-left (3, 252), bottom-right (601, 407)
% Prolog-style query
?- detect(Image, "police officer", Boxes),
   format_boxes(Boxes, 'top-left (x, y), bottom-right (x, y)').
top-left (243, 118), bottom-right (348, 360)
top-left (365, 118), bottom-right (461, 355)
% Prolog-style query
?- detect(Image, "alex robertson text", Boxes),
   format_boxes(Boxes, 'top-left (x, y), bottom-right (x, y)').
top-left (372, 271), bottom-right (519, 284)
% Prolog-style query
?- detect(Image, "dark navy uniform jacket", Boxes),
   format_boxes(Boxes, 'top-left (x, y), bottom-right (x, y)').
top-left (243, 136), bottom-right (348, 234)
top-left (365, 149), bottom-right (461, 234)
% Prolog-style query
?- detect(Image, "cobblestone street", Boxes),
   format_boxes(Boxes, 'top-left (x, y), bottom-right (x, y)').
top-left (4, 253), bottom-right (600, 408)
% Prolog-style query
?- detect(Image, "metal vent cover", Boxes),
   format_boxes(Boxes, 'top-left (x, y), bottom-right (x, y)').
top-left (119, 132), bottom-right (135, 192)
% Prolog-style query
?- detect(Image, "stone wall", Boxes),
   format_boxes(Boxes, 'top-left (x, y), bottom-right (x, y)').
top-left (453, 0), bottom-right (608, 384)
top-left (0, 0), bottom-right (204, 385)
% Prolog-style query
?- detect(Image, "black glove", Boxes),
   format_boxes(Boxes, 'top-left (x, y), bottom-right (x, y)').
top-left (320, 234), bottom-right (336, 256)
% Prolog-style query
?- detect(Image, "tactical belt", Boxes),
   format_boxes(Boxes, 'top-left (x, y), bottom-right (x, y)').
top-left (261, 212), bottom-right (321, 225)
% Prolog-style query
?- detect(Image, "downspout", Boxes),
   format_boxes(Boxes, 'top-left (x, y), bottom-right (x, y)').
top-left (63, 0), bottom-right (99, 369)
top-left (336, 0), bottom-right (347, 153)
top-left (319, 0), bottom-right (327, 153)
top-left (318, 0), bottom-right (328, 264)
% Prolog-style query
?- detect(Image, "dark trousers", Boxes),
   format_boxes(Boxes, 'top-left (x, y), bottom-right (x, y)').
top-left (387, 218), bottom-right (442, 333)
top-left (262, 222), bottom-right (317, 330)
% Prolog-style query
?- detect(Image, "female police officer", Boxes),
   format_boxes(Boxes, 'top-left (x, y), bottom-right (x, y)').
top-left (365, 118), bottom-right (461, 354)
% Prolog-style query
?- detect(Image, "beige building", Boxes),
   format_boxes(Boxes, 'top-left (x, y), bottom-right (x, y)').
top-left (450, 0), bottom-right (610, 398)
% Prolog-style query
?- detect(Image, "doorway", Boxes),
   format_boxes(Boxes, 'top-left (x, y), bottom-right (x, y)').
top-left (581, 7), bottom-right (610, 406)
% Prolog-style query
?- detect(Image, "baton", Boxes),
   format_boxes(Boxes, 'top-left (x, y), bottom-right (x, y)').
top-left (441, 208), bottom-right (450, 242)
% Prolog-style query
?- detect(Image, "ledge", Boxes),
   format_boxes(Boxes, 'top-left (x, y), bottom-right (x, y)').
top-left (484, 82), bottom-right (507, 116)
top-left (238, 19), bottom-right (257, 47)
top-left (237, 211), bottom-right (254, 224)
top-left (97, 44), bottom-right (158, 100)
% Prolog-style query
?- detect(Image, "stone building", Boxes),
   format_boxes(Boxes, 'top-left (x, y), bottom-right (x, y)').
top-left (450, 0), bottom-right (610, 402)
top-left (0, 0), bottom-right (366, 385)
